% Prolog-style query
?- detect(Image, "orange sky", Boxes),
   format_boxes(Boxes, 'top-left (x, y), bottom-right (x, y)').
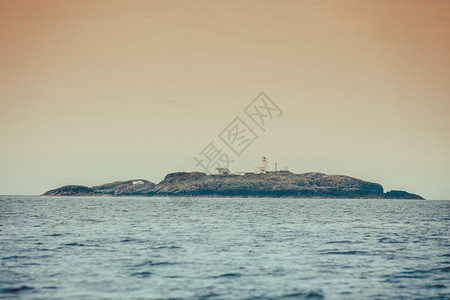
top-left (0, 0), bottom-right (449, 198)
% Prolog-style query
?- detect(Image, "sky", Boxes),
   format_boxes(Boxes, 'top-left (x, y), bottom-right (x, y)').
top-left (0, 0), bottom-right (449, 199)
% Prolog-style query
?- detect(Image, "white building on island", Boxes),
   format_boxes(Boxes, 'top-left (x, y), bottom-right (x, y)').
top-left (210, 156), bottom-right (286, 176)
top-left (213, 168), bottom-right (230, 175)
top-left (254, 156), bottom-right (268, 174)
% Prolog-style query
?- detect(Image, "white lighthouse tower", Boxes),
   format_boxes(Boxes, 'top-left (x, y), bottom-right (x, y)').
top-left (261, 156), bottom-right (268, 173)
top-left (254, 156), bottom-right (268, 174)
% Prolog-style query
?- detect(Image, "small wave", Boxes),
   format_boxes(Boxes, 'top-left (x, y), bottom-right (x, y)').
top-left (378, 237), bottom-right (402, 243)
top-left (320, 250), bottom-right (367, 255)
top-left (131, 272), bottom-right (152, 278)
top-left (119, 238), bottom-right (149, 244)
top-left (214, 273), bottom-right (242, 278)
top-left (324, 240), bottom-right (357, 244)
top-left (135, 260), bottom-right (176, 267)
top-left (2, 255), bottom-right (27, 260)
top-left (278, 289), bottom-right (324, 299)
top-left (197, 291), bottom-right (221, 299)
top-left (399, 269), bottom-right (434, 274)
top-left (22, 263), bottom-right (40, 266)
top-left (63, 243), bottom-right (85, 246)
top-left (390, 269), bottom-right (437, 279)
top-left (0, 286), bottom-right (34, 293)
top-left (339, 291), bottom-right (352, 295)
top-left (120, 238), bottom-right (136, 243)
top-left (429, 284), bottom-right (446, 288)
top-left (152, 246), bottom-right (181, 250)
top-left (38, 248), bottom-right (57, 252)
top-left (79, 218), bottom-right (102, 223)
top-left (48, 272), bottom-right (64, 278)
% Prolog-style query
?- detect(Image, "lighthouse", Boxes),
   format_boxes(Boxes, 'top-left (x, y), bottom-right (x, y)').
top-left (261, 156), bottom-right (268, 173)
top-left (254, 156), bottom-right (268, 174)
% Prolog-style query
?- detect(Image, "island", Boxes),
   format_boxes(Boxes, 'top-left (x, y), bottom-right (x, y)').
top-left (42, 171), bottom-right (424, 199)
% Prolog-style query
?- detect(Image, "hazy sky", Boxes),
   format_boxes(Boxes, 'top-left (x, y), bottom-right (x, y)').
top-left (0, 0), bottom-right (449, 199)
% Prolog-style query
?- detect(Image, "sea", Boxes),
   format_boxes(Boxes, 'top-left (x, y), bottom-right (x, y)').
top-left (0, 196), bottom-right (449, 299)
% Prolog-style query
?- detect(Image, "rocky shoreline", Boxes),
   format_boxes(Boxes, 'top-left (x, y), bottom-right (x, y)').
top-left (42, 171), bottom-right (424, 199)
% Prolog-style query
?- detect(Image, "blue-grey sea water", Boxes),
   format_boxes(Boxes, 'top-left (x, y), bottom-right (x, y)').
top-left (0, 196), bottom-right (449, 299)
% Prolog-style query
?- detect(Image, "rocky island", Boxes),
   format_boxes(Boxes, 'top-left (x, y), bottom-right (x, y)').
top-left (43, 171), bottom-right (424, 199)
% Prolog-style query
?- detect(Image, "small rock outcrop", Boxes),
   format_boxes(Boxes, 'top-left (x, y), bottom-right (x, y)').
top-left (384, 190), bottom-right (423, 199)
top-left (91, 179), bottom-right (155, 196)
top-left (43, 180), bottom-right (155, 196)
top-left (43, 185), bottom-right (96, 196)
